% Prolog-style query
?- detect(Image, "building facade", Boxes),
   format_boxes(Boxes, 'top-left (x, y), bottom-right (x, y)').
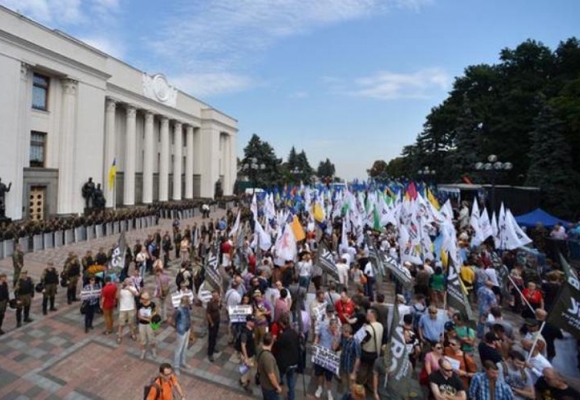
top-left (0, 6), bottom-right (237, 221)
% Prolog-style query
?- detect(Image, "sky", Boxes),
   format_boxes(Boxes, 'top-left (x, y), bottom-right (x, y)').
top-left (3, 0), bottom-right (579, 181)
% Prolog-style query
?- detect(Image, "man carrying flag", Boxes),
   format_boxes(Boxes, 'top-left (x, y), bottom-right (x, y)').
top-left (110, 231), bottom-right (128, 280)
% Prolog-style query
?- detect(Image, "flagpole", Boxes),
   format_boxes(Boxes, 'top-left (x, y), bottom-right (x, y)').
top-left (507, 275), bottom-right (536, 315)
top-left (526, 320), bottom-right (546, 362)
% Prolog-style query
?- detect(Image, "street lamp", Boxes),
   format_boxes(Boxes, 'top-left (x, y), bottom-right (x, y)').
top-left (417, 166), bottom-right (437, 182)
top-left (242, 157), bottom-right (266, 195)
top-left (474, 154), bottom-right (512, 213)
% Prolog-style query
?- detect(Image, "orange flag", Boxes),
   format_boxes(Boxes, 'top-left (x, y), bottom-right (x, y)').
top-left (291, 215), bottom-right (306, 242)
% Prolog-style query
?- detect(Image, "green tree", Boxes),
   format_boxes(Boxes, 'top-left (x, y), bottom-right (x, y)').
top-left (241, 134), bottom-right (283, 188)
top-left (526, 104), bottom-right (580, 218)
top-left (317, 158), bottom-right (336, 179)
top-left (367, 160), bottom-right (390, 183)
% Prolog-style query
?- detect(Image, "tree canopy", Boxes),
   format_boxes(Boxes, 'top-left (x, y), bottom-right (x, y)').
top-left (389, 37), bottom-right (580, 219)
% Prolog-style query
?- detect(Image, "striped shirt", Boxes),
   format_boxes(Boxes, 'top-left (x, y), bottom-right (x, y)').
top-left (468, 372), bottom-right (514, 400)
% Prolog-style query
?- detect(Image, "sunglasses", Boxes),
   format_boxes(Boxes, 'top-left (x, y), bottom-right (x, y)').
top-left (443, 368), bottom-right (454, 373)
top-left (449, 343), bottom-right (457, 346)
top-left (429, 312), bottom-right (437, 315)
top-left (434, 346), bottom-right (442, 350)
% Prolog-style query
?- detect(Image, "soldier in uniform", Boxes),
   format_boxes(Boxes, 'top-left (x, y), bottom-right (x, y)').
top-left (41, 262), bottom-right (59, 315)
top-left (63, 252), bottom-right (81, 304)
top-left (0, 272), bottom-right (9, 335)
top-left (174, 229), bottom-right (182, 259)
top-left (162, 231), bottom-right (173, 267)
top-left (15, 270), bottom-right (34, 327)
top-left (12, 243), bottom-right (24, 287)
top-left (95, 247), bottom-right (108, 266)
top-left (82, 250), bottom-right (94, 274)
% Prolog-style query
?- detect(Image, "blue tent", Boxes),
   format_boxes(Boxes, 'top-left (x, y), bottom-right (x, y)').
top-left (515, 208), bottom-right (570, 229)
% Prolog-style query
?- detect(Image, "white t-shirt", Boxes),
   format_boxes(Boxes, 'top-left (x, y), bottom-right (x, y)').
top-left (119, 287), bottom-right (137, 311)
top-left (364, 261), bottom-right (374, 278)
top-left (336, 262), bottom-right (350, 285)
top-left (225, 288), bottom-right (242, 308)
top-left (298, 260), bottom-right (312, 277)
top-left (484, 268), bottom-right (500, 287)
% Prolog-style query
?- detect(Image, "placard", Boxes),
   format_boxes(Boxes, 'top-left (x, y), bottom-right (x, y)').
top-left (79, 289), bottom-right (101, 300)
top-left (171, 291), bottom-right (195, 308)
top-left (228, 305), bottom-right (253, 323)
top-left (354, 326), bottom-right (368, 343)
top-left (311, 344), bottom-right (340, 375)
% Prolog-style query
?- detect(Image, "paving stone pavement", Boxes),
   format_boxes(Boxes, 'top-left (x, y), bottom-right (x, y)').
top-left (2, 210), bottom-right (577, 399)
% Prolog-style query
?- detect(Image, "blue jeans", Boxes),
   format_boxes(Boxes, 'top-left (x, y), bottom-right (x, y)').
top-left (364, 276), bottom-right (375, 301)
top-left (139, 262), bottom-right (146, 279)
top-left (174, 330), bottom-right (191, 369)
top-left (299, 276), bottom-right (310, 289)
top-left (282, 367), bottom-right (297, 400)
top-left (261, 388), bottom-right (280, 400)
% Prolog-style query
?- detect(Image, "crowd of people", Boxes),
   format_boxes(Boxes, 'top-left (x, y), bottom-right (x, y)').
top-left (1, 192), bottom-right (580, 400)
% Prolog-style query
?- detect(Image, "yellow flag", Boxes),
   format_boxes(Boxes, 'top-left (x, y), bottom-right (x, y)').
top-left (291, 215), bottom-right (306, 242)
top-left (312, 202), bottom-right (325, 223)
top-left (427, 188), bottom-right (440, 210)
top-left (108, 158), bottom-right (117, 190)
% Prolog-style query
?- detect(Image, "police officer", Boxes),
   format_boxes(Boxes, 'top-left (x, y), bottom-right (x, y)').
top-left (12, 243), bottom-right (24, 287)
top-left (0, 272), bottom-right (9, 335)
top-left (15, 270), bottom-right (34, 327)
top-left (63, 252), bottom-right (81, 304)
top-left (41, 262), bottom-right (59, 315)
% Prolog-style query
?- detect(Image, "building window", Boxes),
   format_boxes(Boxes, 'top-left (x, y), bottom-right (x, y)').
top-left (32, 73), bottom-right (50, 111)
top-left (30, 131), bottom-right (47, 167)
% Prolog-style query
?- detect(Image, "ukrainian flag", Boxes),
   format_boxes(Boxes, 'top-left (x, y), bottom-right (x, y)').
top-left (108, 158), bottom-right (117, 190)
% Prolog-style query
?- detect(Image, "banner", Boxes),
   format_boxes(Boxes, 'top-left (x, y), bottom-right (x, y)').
top-left (386, 295), bottom-right (412, 383)
top-left (381, 253), bottom-right (413, 289)
top-left (109, 231), bottom-right (127, 270)
top-left (204, 245), bottom-right (222, 291)
top-left (317, 241), bottom-right (340, 281)
top-left (228, 305), bottom-right (253, 323)
top-left (547, 282), bottom-right (580, 340)
top-left (311, 344), bottom-right (340, 375)
top-left (445, 255), bottom-right (475, 323)
top-left (171, 291), bottom-right (195, 308)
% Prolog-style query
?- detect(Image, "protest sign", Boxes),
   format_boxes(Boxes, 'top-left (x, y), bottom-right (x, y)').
top-left (228, 305), bottom-right (253, 323)
top-left (311, 344), bottom-right (340, 375)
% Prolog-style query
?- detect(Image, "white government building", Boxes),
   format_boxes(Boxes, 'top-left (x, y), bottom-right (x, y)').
top-left (0, 6), bottom-right (237, 221)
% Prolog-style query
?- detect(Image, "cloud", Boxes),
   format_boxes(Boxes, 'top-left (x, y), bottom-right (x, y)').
top-left (171, 72), bottom-right (253, 98)
top-left (347, 68), bottom-right (451, 100)
top-left (149, 0), bottom-right (431, 95)
top-left (0, 0), bottom-right (119, 25)
top-left (79, 36), bottom-right (125, 59)
top-left (288, 91), bottom-right (309, 99)
top-left (0, 0), bottom-right (83, 24)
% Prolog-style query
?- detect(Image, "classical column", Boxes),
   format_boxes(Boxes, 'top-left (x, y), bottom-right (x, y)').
top-left (185, 125), bottom-right (194, 199)
top-left (172, 121), bottom-right (183, 200)
top-left (142, 111), bottom-right (155, 204)
top-left (103, 99), bottom-right (116, 208)
top-left (123, 105), bottom-right (137, 206)
top-left (227, 133), bottom-right (237, 195)
top-left (57, 79), bottom-right (78, 214)
top-left (159, 117), bottom-right (170, 202)
top-left (222, 134), bottom-right (231, 194)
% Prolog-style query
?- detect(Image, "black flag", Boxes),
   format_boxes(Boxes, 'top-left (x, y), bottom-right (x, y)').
top-left (317, 241), bottom-right (340, 281)
top-left (446, 255), bottom-right (475, 324)
top-left (547, 278), bottom-right (580, 340)
top-left (204, 244), bottom-right (222, 291)
top-left (381, 253), bottom-right (413, 289)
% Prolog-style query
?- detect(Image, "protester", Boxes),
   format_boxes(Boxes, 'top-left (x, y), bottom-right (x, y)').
top-left (172, 296), bottom-right (192, 375)
top-left (137, 292), bottom-right (158, 360)
top-left (145, 362), bottom-right (186, 400)
top-left (469, 360), bottom-right (514, 400)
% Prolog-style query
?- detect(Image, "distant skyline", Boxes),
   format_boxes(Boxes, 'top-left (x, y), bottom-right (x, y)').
top-left (3, 0), bottom-right (579, 180)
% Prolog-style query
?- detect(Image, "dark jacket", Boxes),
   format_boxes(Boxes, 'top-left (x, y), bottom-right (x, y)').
top-left (273, 327), bottom-right (301, 373)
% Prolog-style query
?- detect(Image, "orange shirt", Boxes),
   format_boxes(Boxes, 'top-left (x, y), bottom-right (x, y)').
top-left (146, 375), bottom-right (177, 400)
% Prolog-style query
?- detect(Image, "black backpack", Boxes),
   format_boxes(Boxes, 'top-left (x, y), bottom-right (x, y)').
top-left (143, 377), bottom-right (161, 400)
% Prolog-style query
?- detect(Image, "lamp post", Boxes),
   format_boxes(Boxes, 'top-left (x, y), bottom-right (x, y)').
top-left (242, 157), bottom-right (266, 196)
top-left (474, 154), bottom-right (512, 213)
top-left (417, 166), bottom-right (436, 182)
